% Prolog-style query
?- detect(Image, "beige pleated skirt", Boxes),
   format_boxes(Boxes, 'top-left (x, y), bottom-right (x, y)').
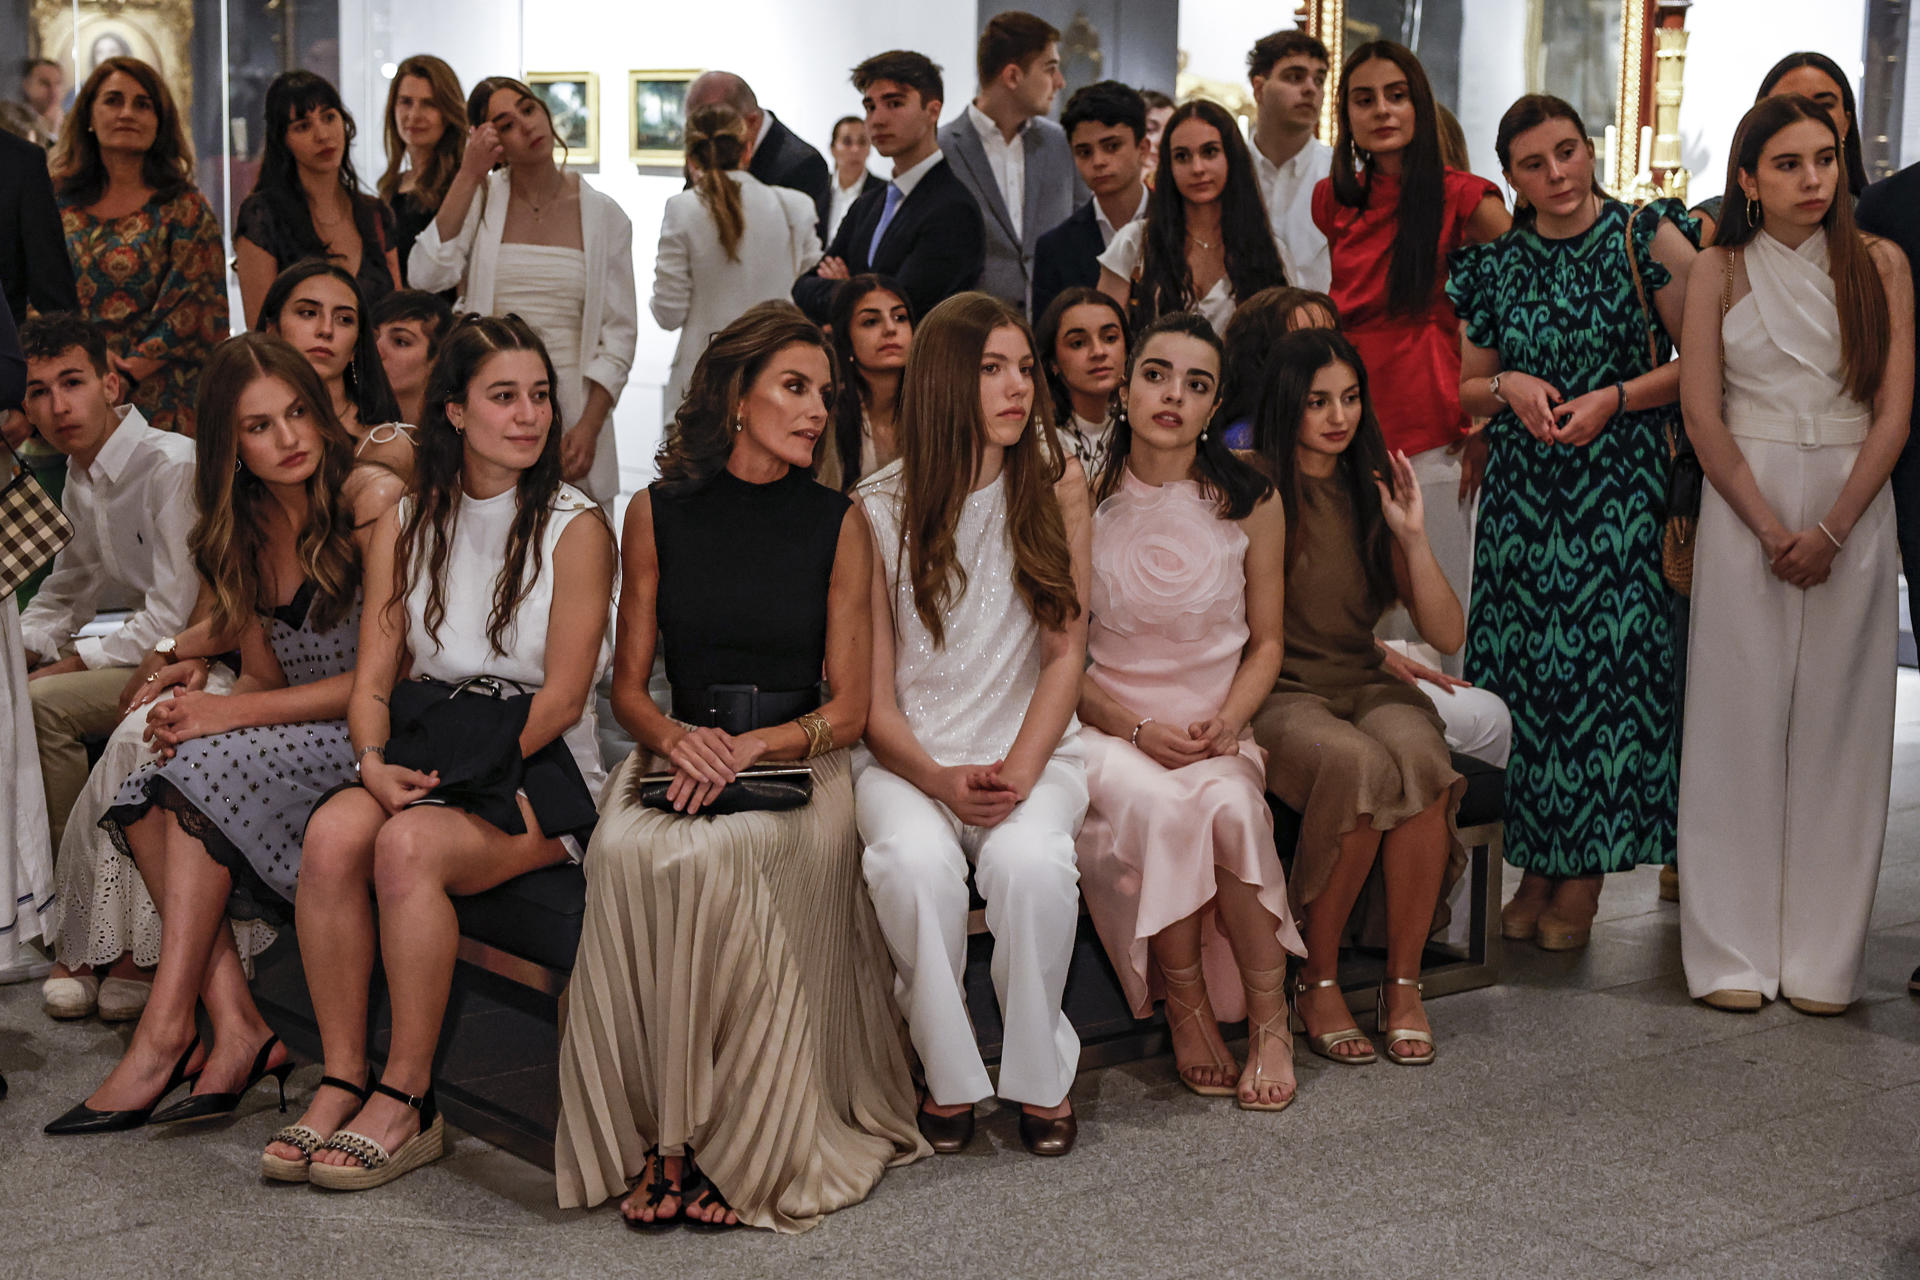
top-left (554, 747), bottom-right (927, 1232)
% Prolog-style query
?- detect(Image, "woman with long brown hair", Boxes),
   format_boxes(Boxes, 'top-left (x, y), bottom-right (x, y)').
top-left (285, 315), bottom-right (613, 1190)
top-left (376, 54), bottom-right (467, 291)
top-left (819, 272), bottom-right (914, 490)
top-left (44, 333), bottom-right (404, 1134)
top-left (1315, 41), bottom-right (1508, 644)
top-left (855, 291), bottom-right (1092, 1158)
top-left (412, 75), bottom-right (636, 502)
top-left (650, 102), bottom-right (821, 434)
top-left (51, 56), bottom-right (227, 434)
top-left (1677, 94), bottom-right (1912, 1017)
top-left (555, 301), bottom-right (923, 1232)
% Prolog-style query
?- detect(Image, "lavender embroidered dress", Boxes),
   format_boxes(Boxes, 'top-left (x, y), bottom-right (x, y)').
top-left (103, 584), bottom-right (360, 923)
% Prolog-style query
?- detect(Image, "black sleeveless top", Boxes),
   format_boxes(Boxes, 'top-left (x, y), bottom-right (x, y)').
top-left (650, 468), bottom-right (851, 694)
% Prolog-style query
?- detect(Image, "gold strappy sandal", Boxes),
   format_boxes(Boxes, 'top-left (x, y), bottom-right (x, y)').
top-left (1160, 961), bottom-right (1239, 1097)
top-left (1289, 976), bottom-right (1377, 1065)
top-left (1236, 964), bottom-right (1297, 1113)
top-left (1376, 977), bottom-right (1436, 1066)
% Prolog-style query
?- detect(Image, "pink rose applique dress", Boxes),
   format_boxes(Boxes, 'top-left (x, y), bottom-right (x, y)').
top-left (1076, 470), bottom-right (1305, 1020)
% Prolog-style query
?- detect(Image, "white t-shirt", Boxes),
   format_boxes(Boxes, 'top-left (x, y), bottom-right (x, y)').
top-left (1096, 219), bottom-right (1237, 334)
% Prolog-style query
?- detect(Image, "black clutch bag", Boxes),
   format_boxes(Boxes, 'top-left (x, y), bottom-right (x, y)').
top-left (636, 762), bottom-right (814, 816)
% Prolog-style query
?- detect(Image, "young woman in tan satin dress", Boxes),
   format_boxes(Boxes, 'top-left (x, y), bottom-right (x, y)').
top-left (1249, 328), bottom-right (1466, 1067)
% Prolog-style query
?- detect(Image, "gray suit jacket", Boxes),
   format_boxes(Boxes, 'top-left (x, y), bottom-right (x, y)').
top-left (937, 113), bottom-right (1083, 314)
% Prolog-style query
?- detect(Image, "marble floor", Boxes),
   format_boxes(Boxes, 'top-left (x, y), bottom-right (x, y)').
top-left (5, 679), bottom-right (1920, 1279)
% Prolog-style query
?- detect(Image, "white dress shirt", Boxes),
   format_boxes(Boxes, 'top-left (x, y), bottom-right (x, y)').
top-left (19, 406), bottom-right (197, 669)
top-left (1253, 135), bottom-right (1334, 292)
top-left (890, 147), bottom-right (944, 197)
top-left (967, 103), bottom-right (1029, 240)
top-left (1093, 184), bottom-right (1148, 248)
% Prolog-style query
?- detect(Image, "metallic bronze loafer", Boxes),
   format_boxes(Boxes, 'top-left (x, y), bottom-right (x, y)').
top-left (916, 1104), bottom-right (975, 1154)
top-left (1017, 1108), bottom-right (1076, 1157)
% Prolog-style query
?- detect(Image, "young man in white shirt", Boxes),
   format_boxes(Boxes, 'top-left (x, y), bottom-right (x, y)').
top-left (1032, 81), bottom-right (1150, 323)
top-left (18, 314), bottom-right (196, 852)
top-left (936, 10), bottom-right (1079, 313)
top-left (1248, 30), bottom-right (1334, 292)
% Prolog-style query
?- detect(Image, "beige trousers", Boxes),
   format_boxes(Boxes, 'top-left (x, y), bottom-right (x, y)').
top-left (30, 665), bottom-right (130, 855)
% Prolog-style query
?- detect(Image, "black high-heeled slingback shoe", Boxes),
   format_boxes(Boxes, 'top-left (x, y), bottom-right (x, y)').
top-left (149, 1035), bottom-right (294, 1124)
top-left (44, 1039), bottom-right (202, 1135)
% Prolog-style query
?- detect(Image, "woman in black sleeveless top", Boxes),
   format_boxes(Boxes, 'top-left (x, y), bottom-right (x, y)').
top-left (554, 302), bottom-right (925, 1232)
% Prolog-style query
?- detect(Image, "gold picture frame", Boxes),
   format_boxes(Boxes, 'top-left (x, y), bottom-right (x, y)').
top-left (628, 69), bottom-right (702, 167)
top-left (31, 0), bottom-right (195, 118)
top-left (526, 70), bottom-right (599, 167)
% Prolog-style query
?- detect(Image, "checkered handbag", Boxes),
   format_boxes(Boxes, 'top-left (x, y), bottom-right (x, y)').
top-left (0, 434), bottom-right (73, 601)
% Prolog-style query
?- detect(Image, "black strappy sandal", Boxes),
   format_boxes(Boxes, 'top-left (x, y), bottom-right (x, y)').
top-left (681, 1159), bottom-right (740, 1232)
top-left (623, 1146), bottom-right (684, 1232)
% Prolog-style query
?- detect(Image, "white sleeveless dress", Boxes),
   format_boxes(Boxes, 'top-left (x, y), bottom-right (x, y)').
top-left (1678, 228), bottom-right (1896, 1005)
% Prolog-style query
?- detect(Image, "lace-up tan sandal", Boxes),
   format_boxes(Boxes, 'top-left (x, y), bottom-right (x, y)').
top-left (261, 1075), bottom-right (370, 1183)
top-left (1376, 977), bottom-right (1436, 1066)
top-left (1289, 976), bottom-right (1377, 1065)
top-left (307, 1082), bottom-right (445, 1191)
top-left (1236, 964), bottom-right (1297, 1112)
top-left (1160, 960), bottom-right (1238, 1097)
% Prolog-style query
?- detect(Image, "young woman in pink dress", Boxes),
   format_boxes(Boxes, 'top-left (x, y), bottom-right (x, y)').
top-left (1075, 312), bottom-right (1306, 1111)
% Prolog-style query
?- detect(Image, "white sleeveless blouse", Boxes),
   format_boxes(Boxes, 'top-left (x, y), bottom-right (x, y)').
top-left (402, 482), bottom-right (610, 799)
top-left (857, 460), bottom-right (1080, 768)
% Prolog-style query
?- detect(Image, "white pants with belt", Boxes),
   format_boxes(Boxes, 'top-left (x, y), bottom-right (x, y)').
top-left (1678, 436), bottom-right (1895, 1004)
top-left (856, 752), bottom-right (1087, 1108)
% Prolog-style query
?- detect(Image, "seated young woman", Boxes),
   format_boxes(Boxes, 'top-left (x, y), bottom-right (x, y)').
top-left (554, 301), bottom-right (924, 1232)
top-left (1073, 311), bottom-right (1306, 1110)
top-left (817, 273), bottom-right (914, 491)
top-left (256, 258), bottom-right (415, 480)
top-left (855, 292), bottom-right (1092, 1158)
top-left (1035, 286), bottom-right (1129, 473)
top-left (1249, 328), bottom-right (1467, 1067)
top-left (45, 333), bottom-right (405, 1133)
top-left (282, 315), bottom-right (614, 1190)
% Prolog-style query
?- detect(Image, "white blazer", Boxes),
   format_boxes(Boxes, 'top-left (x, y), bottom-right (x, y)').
top-left (412, 171), bottom-right (639, 409)
top-left (650, 170), bottom-right (823, 424)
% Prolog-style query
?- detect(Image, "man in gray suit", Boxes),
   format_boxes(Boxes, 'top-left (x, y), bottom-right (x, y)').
top-left (937, 11), bottom-right (1084, 315)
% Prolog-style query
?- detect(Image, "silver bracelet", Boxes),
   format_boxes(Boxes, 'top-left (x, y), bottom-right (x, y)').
top-left (1817, 521), bottom-right (1845, 550)
top-left (1130, 717), bottom-right (1154, 746)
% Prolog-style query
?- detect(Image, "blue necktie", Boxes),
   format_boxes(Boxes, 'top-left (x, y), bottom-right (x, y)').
top-left (868, 182), bottom-right (904, 264)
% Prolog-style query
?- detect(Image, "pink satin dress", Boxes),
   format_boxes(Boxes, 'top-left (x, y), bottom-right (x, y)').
top-left (1076, 470), bottom-right (1306, 1020)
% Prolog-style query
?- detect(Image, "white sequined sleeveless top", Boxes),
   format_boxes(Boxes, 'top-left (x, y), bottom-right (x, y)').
top-left (857, 460), bottom-right (1080, 767)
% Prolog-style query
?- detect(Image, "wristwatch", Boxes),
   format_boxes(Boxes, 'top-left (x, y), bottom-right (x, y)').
top-left (154, 635), bottom-right (178, 660)
top-left (1487, 373), bottom-right (1507, 405)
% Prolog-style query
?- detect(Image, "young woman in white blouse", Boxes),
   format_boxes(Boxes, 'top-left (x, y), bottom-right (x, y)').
top-left (650, 103), bottom-right (821, 429)
top-left (411, 76), bottom-right (637, 503)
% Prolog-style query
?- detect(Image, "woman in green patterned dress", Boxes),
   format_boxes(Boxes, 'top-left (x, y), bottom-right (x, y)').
top-left (1446, 95), bottom-right (1699, 949)
top-left (51, 57), bottom-right (229, 435)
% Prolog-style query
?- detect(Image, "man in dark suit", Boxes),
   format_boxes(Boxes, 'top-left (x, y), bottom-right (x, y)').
top-left (0, 128), bottom-right (79, 323)
top-left (936, 12), bottom-right (1082, 315)
top-left (1031, 81), bottom-right (1150, 323)
top-left (1857, 162), bottom-right (1920, 997)
top-left (685, 71), bottom-right (831, 220)
top-left (794, 52), bottom-right (985, 326)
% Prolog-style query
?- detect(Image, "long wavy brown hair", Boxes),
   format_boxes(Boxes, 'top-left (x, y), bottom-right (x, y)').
top-left (1716, 93), bottom-right (1890, 405)
top-left (654, 300), bottom-right (833, 495)
top-left (190, 334), bottom-right (360, 643)
top-left (51, 56), bottom-right (195, 206)
top-left (396, 314), bottom-right (567, 655)
top-left (686, 103), bottom-right (750, 262)
top-left (895, 292), bottom-right (1078, 646)
top-left (377, 54), bottom-right (468, 207)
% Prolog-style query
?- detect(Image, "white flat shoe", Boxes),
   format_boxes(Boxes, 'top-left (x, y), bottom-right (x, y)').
top-left (97, 976), bottom-right (152, 1022)
top-left (43, 974), bottom-right (98, 1020)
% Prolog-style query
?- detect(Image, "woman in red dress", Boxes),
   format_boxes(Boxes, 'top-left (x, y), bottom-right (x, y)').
top-left (1313, 41), bottom-right (1508, 658)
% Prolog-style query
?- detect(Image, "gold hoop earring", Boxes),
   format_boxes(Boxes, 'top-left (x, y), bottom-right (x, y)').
top-left (1746, 195), bottom-right (1761, 226)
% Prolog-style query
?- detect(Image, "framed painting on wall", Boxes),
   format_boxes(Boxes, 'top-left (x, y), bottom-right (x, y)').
top-left (31, 0), bottom-right (196, 116)
top-left (628, 69), bottom-right (701, 166)
top-left (526, 70), bottom-right (599, 166)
